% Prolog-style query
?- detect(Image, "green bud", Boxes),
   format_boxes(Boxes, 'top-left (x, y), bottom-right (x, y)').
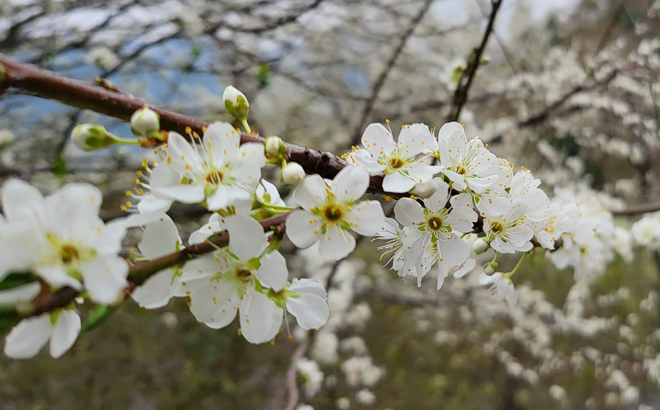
top-left (223, 85), bottom-right (249, 122)
top-left (71, 124), bottom-right (117, 151)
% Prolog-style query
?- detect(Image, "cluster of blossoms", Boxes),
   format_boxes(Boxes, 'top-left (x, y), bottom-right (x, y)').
top-left (0, 86), bottom-right (633, 363)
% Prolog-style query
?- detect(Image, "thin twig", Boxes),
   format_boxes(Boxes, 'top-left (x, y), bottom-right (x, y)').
top-left (349, 0), bottom-right (434, 146)
top-left (446, 0), bottom-right (504, 122)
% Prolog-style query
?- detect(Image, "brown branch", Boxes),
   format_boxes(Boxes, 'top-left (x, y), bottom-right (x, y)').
top-left (7, 211), bottom-right (294, 321)
top-left (487, 69), bottom-right (619, 144)
top-left (446, 0), bottom-right (503, 122)
top-left (612, 203), bottom-right (660, 216)
top-left (0, 55), bottom-right (398, 196)
top-left (348, 0), bottom-right (434, 146)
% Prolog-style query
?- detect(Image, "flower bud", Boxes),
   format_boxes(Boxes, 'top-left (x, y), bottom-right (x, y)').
top-left (223, 85), bottom-right (249, 122)
top-left (281, 162), bottom-right (305, 185)
top-left (130, 106), bottom-right (160, 137)
top-left (71, 124), bottom-right (116, 151)
top-left (483, 261), bottom-right (498, 275)
top-left (472, 238), bottom-right (488, 254)
top-left (265, 136), bottom-right (284, 156)
top-left (410, 177), bottom-right (442, 198)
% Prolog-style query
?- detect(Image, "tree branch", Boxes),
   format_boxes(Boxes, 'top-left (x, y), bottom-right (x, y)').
top-left (6, 211), bottom-right (293, 322)
top-left (349, 0), bottom-right (434, 146)
top-left (446, 0), bottom-right (503, 122)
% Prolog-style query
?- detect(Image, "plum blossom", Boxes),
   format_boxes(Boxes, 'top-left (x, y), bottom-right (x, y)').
top-left (348, 122), bottom-right (441, 193)
top-left (150, 122), bottom-right (266, 211)
top-left (179, 214), bottom-right (287, 343)
top-left (0, 180), bottom-right (128, 304)
top-left (286, 166), bottom-right (385, 260)
top-left (480, 272), bottom-right (518, 307)
top-left (483, 198), bottom-right (534, 254)
top-left (428, 122), bottom-right (510, 217)
top-left (4, 310), bottom-right (81, 359)
top-left (393, 179), bottom-right (477, 285)
top-left (131, 217), bottom-right (184, 309)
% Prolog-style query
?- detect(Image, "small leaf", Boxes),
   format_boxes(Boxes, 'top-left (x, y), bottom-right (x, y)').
top-left (52, 153), bottom-right (67, 179)
top-left (0, 272), bottom-right (38, 291)
top-left (257, 64), bottom-right (270, 86)
top-left (81, 305), bottom-right (118, 334)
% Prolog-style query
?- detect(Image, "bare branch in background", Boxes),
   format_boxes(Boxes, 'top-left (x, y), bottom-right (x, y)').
top-left (446, 0), bottom-right (503, 122)
top-left (349, 0), bottom-right (434, 147)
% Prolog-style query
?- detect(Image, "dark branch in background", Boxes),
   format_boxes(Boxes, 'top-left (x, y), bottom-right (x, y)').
top-left (229, 0), bottom-right (324, 33)
top-left (446, 0), bottom-right (503, 122)
top-left (612, 202), bottom-right (660, 216)
top-left (487, 69), bottom-right (620, 144)
top-left (348, 0), bottom-right (434, 146)
top-left (0, 55), bottom-right (396, 195)
top-left (6, 211), bottom-right (293, 322)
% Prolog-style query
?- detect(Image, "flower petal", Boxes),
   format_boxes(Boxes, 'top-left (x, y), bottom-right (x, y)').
top-left (319, 224), bottom-right (355, 260)
top-left (393, 198), bottom-right (424, 228)
top-left (293, 174), bottom-right (327, 210)
top-left (398, 123), bottom-right (435, 157)
top-left (346, 200), bottom-right (385, 236)
top-left (286, 210), bottom-right (322, 249)
top-left (49, 310), bottom-right (81, 358)
top-left (139, 217), bottom-right (180, 259)
top-left (361, 123), bottom-right (395, 157)
top-left (80, 255), bottom-right (129, 305)
top-left (382, 172), bottom-right (415, 193)
top-left (204, 121), bottom-right (240, 163)
top-left (4, 314), bottom-right (51, 359)
top-left (131, 269), bottom-right (177, 309)
top-left (206, 184), bottom-right (251, 211)
top-left (255, 251), bottom-right (288, 291)
top-left (239, 288), bottom-right (283, 344)
top-left (287, 293), bottom-right (329, 330)
top-left (225, 214), bottom-right (268, 261)
top-left (333, 166), bottom-right (369, 202)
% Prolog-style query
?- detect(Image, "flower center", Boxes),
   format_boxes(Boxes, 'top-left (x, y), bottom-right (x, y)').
top-left (323, 205), bottom-right (344, 222)
top-left (427, 217), bottom-right (443, 231)
top-left (490, 221), bottom-right (503, 234)
top-left (205, 169), bottom-right (224, 185)
top-left (389, 157), bottom-right (405, 169)
top-left (455, 164), bottom-right (468, 175)
top-left (60, 244), bottom-right (80, 263)
top-left (236, 267), bottom-right (252, 282)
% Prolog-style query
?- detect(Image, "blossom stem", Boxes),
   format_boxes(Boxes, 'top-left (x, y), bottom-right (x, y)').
top-left (240, 118), bottom-right (252, 133)
top-left (504, 252), bottom-right (527, 279)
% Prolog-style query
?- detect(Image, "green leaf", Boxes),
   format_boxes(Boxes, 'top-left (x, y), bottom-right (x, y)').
top-left (0, 272), bottom-right (38, 291)
top-left (81, 305), bottom-right (119, 334)
top-left (451, 65), bottom-right (464, 84)
top-left (52, 153), bottom-right (67, 179)
top-left (257, 64), bottom-right (270, 86)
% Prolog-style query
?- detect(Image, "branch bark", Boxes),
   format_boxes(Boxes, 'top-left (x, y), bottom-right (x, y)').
top-left (446, 0), bottom-right (503, 122)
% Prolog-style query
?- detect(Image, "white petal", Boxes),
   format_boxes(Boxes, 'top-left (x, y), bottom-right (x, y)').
top-left (206, 185), bottom-right (251, 211)
top-left (80, 255), bottom-right (129, 305)
top-left (232, 143), bottom-right (266, 184)
top-left (239, 288), bottom-right (283, 344)
top-left (36, 265), bottom-right (82, 290)
top-left (293, 174), bottom-right (327, 210)
top-left (319, 225), bottom-right (355, 260)
top-left (424, 180), bottom-right (450, 212)
top-left (4, 314), bottom-right (51, 359)
top-left (49, 310), bottom-right (81, 358)
top-left (255, 251), bottom-right (289, 291)
top-left (203, 121), bottom-right (240, 163)
top-left (44, 183), bottom-right (103, 242)
top-left (289, 278), bottom-right (327, 299)
top-left (438, 235), bottom-right (470, 266)
top-left (398, 123), bottom-right (435, 157)
top-left (0, 282), bottom-right (40, 304)
top-left (224, 214), bottom-right (268, 261)
top-left (437, 262), bottom-right (449, 290)
top-left (382, 172), bottom-right (415, 193)
top-left (333, 166), bottom-right (369, 202)
top-left (167, 131), bottom-right (203, 172)
top-left (393, 198), bottom-right (424, 228)
top-left (94, 219), bottom-right (128, 254)
top-left (1, 178), bottom-right (45, 226)
top-left (139, 216), bottom-right (180, 260)
top-left (287, 293), bottom-right (329, 330)
top-left (361, 123), bottom-right (395, 157)
top-left (346, 200), bottom-right (385, 236)
top-left (150, 164), bottom-right (205, 203)
top-left (286, 210), bottom-right (322, 249)
top-left (131, 269), bottom-right (177, 309)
